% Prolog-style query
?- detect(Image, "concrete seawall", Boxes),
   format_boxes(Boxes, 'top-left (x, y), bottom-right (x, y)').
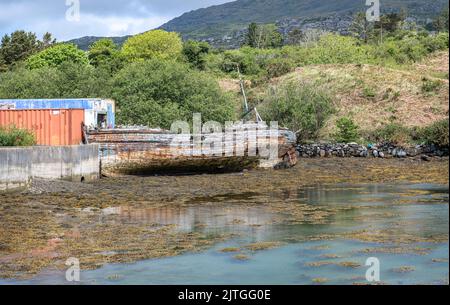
top-left (0, 144), bottom-right (99, 192)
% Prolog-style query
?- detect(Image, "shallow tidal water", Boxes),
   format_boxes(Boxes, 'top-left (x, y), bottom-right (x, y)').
top-left (1, 183), bottom-right (448, 285)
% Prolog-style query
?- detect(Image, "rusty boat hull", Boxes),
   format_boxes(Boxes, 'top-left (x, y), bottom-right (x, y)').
top-left (87, 125), bottom-right (297, 175)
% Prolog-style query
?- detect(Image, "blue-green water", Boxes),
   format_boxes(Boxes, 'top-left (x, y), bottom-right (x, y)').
top-left (1, 183), bottom-right (448, 285)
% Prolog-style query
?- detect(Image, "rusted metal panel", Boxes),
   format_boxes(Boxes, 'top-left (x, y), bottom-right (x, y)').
top-left (0, 98), bottom-right (116, 128)
top-left (0, 109), bottom-right (84, 146)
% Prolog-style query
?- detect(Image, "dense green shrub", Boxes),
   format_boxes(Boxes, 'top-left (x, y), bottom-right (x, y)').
top-left (418, 119), bottom-right (449, 147)
top-left (420, 32), bottom-right (449, 53)
top-left (367, 40), bottom-right (404, 65)
top-left (88, 38), bottom-right (125, 73)
top-left (393, 34), bottom-right (428, 63)
top-left (204, 52), bottom-right (226, 74)
top-left (280, 35), bottom-right (371, 66)
top-left (111, 59), bottom-right (235, 128)
top-left (260, 81), bottom-right (334, 141)
top-left (263, 57), bottom-right (295, 78)
top-left (183, 40), bottom-right (211, 70)
top-left (245, 23), bottom-right (283, 49)
top-left (370, 123), bottom-right (413, 145)
top-left (217, 47), bottom-right (296, 79)
top-left (221, 47), bottom-right (265, 76)
top-left (122, 30), bottom-right (183, 62)
top-left (306, 34), bottom-right (368, 65)
top-left (26, 43), bottom-right (89, 69)
top-left (333, 117), bottom-right (360, 143)
top-left (369, 32), bottom-right (448, 65)
top-left (367, 119), bottom-right (449, 147)
top-left (0, 125), bottom-right (36, 146)
top-left (280, 35), bottom-right (366, 66)
top-left (204, 32), bottom-right (450, 79)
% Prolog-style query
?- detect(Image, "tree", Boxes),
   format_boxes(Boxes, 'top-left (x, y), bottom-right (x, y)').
top-left (88, 38), bottom-right (124, 73)
top-left (111, 59), bottom-right (235, 128)
top-left (122, 30), bottom-right (183, 62)
top-left (374, 13), bottom-right (406, 43)
top-left (0, 62), bottom-right (112, 99)
top-left (432, 8), bottom-right (449, 32)
top-left (0, 31), bottom-right (40, 67)
top-left (349, 12), bottom-right (374, 43)
top-left (301, 29), bottom-right (329, 47)
top-left (40, 32), bottom-right (57, 49)
top-left (246, 23), bottom-right (259, 48)
top-left (287, 28), bottom-right (305, 45)
top-left (380, 13), bottom-right (405, 32)
top-left (0, 55), bottom-right (6, 72)
top-left (245, 23), bottom-right (283, 48)
top-left (26, 43), bottom-right (89, 69)
top-left (333, 117), bottom-right (360, 143)
top-left (182, 40), bottom-right (211, 70)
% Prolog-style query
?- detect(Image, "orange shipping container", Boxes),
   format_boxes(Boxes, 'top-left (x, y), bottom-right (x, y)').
top-left (0, 109), bottom-right (84, 146)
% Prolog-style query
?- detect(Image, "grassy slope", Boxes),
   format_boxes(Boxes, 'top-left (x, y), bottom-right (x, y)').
top-left (220, 51), bottom-right (449, 138)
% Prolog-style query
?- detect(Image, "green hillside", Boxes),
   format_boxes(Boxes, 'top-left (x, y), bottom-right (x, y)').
top-left (160, 0), bottom-right (448, 40)
top-left (68, 35), bottom-right (130, 51)
top-left (68, 0), bottom-right (448, 49)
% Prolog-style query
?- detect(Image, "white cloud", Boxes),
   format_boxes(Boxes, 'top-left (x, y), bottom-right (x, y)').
top-left (0, 0), bottom-right (234, 40)
top-left (60, 13), bottom-right (171, 38)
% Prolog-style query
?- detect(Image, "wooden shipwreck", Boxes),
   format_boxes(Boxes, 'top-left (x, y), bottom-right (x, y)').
top-left (86, 123), bottom-right (297, 176)
top-left (86, 69), bottom-right (298, 176)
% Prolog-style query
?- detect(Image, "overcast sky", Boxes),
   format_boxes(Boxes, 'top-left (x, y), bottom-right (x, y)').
top-left (0, 0), bottom-right (233, 41)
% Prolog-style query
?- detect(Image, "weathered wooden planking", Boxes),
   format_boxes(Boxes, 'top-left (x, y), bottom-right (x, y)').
top-left (87, 126), bottom-right (297, 175)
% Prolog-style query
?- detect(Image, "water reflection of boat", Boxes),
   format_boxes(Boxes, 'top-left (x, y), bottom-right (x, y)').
top-left (86, 124), bottom-right (298, 176)
top-left (100, 205), bottom-right (276, 239)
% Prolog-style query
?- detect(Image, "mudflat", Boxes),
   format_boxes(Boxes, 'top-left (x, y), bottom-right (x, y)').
top-left (0, 157), bottom-right (448, 279)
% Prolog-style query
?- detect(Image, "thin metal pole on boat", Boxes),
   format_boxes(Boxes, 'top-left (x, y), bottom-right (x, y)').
top-left (237, 64), bottom-right (249, 114)
top-left (254, 107), bottom-right (263, 122)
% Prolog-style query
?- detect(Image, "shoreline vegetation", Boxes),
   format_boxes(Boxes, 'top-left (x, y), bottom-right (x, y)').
top-left (0, 157), bottom-right (448, 279)
top-left (0, 10), bottom-right (449, 147)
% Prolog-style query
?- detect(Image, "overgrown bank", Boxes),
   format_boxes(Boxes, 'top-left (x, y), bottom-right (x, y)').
top-left (238, 51), bottom-right (449, 148)
top-left (0, 12), bottom-right (448, 146)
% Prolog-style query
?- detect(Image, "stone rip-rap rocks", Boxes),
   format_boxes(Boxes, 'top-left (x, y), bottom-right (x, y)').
top-left (296, 142), bottom-right (449, 159)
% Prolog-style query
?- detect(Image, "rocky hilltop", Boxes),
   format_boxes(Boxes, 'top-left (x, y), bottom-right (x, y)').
top-left (69, 0), bottom-right (448, 50)
top-left (160, 0), bottom-right (448, 48)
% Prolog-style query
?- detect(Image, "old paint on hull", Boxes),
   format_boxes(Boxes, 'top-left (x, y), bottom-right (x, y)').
top-left (87, 125), bottom-right (297, 175)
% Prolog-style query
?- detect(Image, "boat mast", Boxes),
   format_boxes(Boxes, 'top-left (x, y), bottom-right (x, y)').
top-left (237, 64), bottom-right (262, 122)
top-left (237, 64), bottom-right (249, 114)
